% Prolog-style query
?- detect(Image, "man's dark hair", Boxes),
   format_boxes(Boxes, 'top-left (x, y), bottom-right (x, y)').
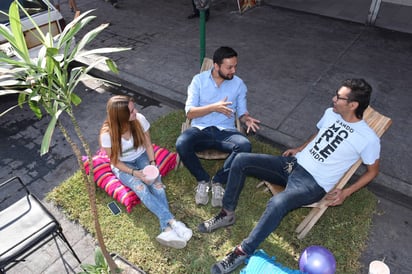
top-left (213, 46), bottom-right (237, 66)
top-left (342, 78), bottom-right (372, 119)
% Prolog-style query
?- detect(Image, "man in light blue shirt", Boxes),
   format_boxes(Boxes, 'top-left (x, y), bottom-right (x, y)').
top-left (176, 46), bottom-right (260, 207)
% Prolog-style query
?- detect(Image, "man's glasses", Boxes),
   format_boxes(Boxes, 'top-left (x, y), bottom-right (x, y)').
top-left (335, 91), bottom-right (349, 101)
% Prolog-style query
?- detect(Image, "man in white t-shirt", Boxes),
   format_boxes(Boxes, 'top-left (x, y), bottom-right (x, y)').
top-left (198, 79), bottom-right (381, 274)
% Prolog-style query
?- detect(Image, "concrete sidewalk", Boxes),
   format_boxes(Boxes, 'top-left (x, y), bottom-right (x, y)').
top-left (265, 0), bottom-right (412, 34)
top-left (1, 0), bottom-right (411, 273)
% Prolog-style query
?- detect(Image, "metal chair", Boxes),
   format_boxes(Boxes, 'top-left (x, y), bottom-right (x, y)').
top-left (0, 176), bottom-right (81, 273)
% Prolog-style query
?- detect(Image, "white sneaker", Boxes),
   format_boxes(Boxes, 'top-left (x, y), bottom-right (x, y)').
top-left (171, 221), bottom-right (193, 242)
top-left (156, 229), bottom-right (186, 249)
top-left (195, 181), bottom-right (209, 205)
top-left (211, 183), bottom-right (225, 207)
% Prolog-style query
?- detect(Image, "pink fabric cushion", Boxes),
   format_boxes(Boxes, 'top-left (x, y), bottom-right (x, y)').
top-left (82, 144), bottom-right (176, 213)
top-left (83, 155), bottom-right (140, 213)
top-left (152, 144), bottom-right (177, 176)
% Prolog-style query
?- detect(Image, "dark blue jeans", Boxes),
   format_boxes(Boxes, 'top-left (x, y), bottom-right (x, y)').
top-left (222, 152), bottom-right (326, 255)
top-left (175, 126), bottom-right (251, 183)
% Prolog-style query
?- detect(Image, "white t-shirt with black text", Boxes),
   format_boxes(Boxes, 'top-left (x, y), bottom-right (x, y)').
top-left (296, 108), bottom-right (380, 192)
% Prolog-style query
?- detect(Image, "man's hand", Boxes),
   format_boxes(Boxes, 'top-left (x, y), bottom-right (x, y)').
top-left (325, 189), bottom-right (349, 206)
top-left (213, 96), bottom-right (234, 117)
top-left (282, 148), bottom-right (300, 157)
top-left (242, 114), bottom-right (261, 133)
top-left (282, 133), bottom-right (317, 157)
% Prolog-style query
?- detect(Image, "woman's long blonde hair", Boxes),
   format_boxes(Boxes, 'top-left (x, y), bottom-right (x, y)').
top-left (100, 95), bottom-right (146, 164)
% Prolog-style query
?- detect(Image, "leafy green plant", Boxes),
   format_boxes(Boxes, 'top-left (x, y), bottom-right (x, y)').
top-left (79, 247), bottom-right (122, 274)
top-left (0, 1), bottom-right (129, 272)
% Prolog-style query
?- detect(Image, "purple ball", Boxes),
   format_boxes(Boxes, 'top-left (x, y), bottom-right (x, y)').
top-left (299, 245), bottom-right (336, 274)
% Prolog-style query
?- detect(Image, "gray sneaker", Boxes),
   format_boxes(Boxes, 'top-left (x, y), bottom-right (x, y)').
top-left (195, 181), bottom-right (209, 205)
top-left (210, 246), bottom-right (248, 274)
top-left (198, 209), bottom-right (235, 233)
top-left (211, 183), bottom-right (224, 207)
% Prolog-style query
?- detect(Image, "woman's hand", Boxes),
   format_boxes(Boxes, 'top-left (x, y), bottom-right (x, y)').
top-left (133, 169), bottom-right (156, 184)
top-left (132, 169), bottom-right (145, 180)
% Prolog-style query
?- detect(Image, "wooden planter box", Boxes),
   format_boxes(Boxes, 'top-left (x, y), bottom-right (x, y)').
top-left (111, 253), bottom-right (146, 274)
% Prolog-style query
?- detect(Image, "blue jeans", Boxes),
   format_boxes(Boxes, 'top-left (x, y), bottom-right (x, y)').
top-left (112, 152), bottom-right (174, 231)
top-left (222, 153), bottom-right (326, 255)
top-left (175, 126), bottom-right (251, 183)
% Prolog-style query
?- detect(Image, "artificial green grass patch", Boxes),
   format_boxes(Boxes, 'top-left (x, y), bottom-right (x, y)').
top-left (47, 110), bottom-right (377, 274)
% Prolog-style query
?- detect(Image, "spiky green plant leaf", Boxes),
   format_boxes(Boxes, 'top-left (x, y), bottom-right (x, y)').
top-left (71, 93), bottom-right (82, 106)
top-left (40, 109), bottom-right (62, 155)
top-left (7, 2), bottom-right (29, 61)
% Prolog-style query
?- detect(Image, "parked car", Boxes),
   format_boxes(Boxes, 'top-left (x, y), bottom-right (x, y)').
top-left (0, 0), bottom-right (67, 59)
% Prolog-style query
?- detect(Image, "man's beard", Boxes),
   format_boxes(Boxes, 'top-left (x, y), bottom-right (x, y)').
top-left (218, 69), bottom-right (234, 80)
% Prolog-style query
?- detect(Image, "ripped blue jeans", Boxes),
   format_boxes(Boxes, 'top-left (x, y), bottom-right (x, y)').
top-left (112, 152), bottom-right (174, 232)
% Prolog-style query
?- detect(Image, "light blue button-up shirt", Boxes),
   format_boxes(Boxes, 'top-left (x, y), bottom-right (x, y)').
top-left (185, 69), bottom-right (248, 130)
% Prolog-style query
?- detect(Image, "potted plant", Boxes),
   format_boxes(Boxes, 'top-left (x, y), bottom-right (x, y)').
top-left (0, 1), bottom-right (129, 272)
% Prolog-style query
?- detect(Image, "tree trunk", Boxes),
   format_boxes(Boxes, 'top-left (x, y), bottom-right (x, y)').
top-left (58, 116), bottom-right (118, 273)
